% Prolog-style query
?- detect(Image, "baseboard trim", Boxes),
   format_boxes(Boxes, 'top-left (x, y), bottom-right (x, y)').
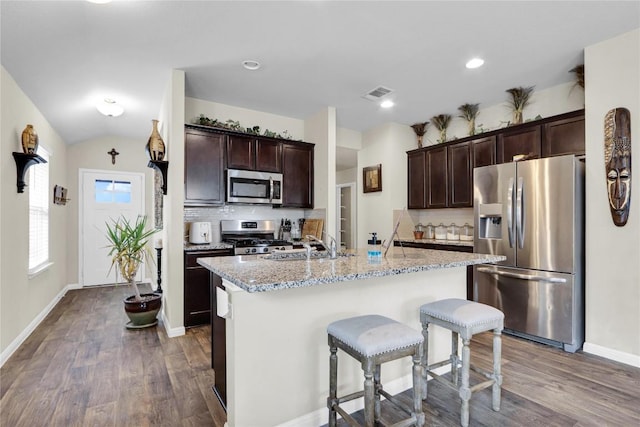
top-left (276, 365), bottom-right (450, 427)
top-left (583, 342), bottom-right (640, 368)
top-left (0, 283), bottom-right (79, 368)
top-left (161, 308), bottom-right (185, 338)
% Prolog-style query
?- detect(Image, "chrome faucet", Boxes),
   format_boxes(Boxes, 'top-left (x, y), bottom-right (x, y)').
top-left (301, 241), bottom-right (314, 260)
top-left (306, 233), bottom-right (338, 259)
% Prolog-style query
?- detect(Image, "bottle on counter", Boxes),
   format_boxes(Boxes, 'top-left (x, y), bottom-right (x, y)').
top-left (434, 223), bottom-right (447, 240)
top-left (447, 223), bottom-right (460, 241)
top-left (367, 232), bottom-right (382, 263)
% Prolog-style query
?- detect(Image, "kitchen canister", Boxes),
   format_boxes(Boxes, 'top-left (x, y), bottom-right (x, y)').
top-left (460, 223), bottom-right (474, 241)
top-left (434, 223), bottom-right (447, 240)
top-left (447, 223), bottom-right (460, 241)
top-left (425, 223), bottom-right (435, 239)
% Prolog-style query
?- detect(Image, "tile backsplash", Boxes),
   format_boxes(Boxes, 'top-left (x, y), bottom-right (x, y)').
top-left (184, 205), bottom-right (324, 242)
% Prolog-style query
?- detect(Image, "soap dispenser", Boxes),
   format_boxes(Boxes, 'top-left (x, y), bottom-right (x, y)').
top-left (367, 232), bottom-right (382, 263)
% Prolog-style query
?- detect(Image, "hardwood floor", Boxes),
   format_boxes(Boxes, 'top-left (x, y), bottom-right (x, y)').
top-left (0, 284), bottom-right (226, 427)
top-left (2, 285), bottom-right (639, 426)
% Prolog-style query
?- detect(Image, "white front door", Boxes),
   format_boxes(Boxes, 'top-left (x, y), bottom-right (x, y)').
top-left (80, 169), bottom-right (145, 286)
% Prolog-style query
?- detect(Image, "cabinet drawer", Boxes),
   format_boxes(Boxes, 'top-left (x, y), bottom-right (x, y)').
top-left (185, 249), bottom-right (233, 267)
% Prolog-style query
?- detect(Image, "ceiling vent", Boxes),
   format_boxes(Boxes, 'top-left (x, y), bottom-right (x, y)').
top-left (362, 85), bottom-right (394, 102)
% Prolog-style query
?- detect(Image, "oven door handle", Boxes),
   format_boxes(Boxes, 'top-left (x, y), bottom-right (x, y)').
top-left (476, 267), bottom-right (567, 283)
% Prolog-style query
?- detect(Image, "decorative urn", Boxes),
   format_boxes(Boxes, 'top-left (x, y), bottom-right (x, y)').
top-left (21, 124), bottom-right (39, 154)
top-left (146, 119), bottom-right (166, 161)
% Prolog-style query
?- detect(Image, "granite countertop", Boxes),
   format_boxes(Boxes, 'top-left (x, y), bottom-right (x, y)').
top-left (184, 242), bottom-right (233, 252)
top-left (395, 238), bottom-right (474, 247)
top-left (197, 247), bottom-right (504, 293)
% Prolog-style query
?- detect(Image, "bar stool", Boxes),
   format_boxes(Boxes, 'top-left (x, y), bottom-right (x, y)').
top-left (327, 314), bottom-right (425, 427)
top-left (419, 299), bottom-right (504, 427)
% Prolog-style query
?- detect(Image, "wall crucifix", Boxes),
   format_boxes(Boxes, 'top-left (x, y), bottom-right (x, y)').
top-left (108, 148), bottom-right (120, 165)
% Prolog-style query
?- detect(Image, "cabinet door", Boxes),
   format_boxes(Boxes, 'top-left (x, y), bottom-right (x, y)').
top-left (448, 141), bottom-right (473, 207)
top-left (255, 138), bottom-right (282, 172)
top-left (426, 146), bottom-right (448, 208)
top-left (282, 143), bottom-right (314, 208)
top-left (472, 136), bottom-right (497, 168)
top-left (407, 151), bottom-right (426, 209)
top-left (227, 134), bottom-right (255, 170)
top-left (184, 267), bottom-right (212, 327)
top-left (542, 115), bottom-right (585, 157)
top-left (185, 129), bottom-right (225, 205)
top-left (497, 126), bottom-right (541, 164)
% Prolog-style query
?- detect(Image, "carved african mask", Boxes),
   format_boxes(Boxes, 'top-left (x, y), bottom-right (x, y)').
top-left (604, 108), bottom-right (632, 226)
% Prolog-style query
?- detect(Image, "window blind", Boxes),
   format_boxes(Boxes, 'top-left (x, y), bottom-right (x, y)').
top-left (29, 147), bottom-right (49, 270)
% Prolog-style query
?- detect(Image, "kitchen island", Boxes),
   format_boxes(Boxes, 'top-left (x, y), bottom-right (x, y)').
top-left (198, 247), bottom-right (504, 427)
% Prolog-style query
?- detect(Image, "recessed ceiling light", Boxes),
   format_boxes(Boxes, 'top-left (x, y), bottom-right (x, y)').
top-left (466, 57), bottom-right (485, 69)
top-left (96, 98), bottom-right (124, 117)
top-left (242, 60), bottom-right (261, 71)
top-left (86, 0), bottom-right (112, 4)
top-left (380, 100), bottom-right (395, 109)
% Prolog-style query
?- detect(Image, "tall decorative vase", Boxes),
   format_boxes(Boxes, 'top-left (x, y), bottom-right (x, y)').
top-left (417, 135), bottom-right (424, 148)
top-left (21, 124), bottom-right (39, 154)
top-left (468, 119), bottom-right (476, 136)
top-left (513, 110), bottom-right (523, 125)
top-left (146, 120), bottom-right (166, 161)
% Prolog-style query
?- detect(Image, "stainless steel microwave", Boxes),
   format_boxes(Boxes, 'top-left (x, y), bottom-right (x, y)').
top-left (226, 169), bottom-right (283, 205)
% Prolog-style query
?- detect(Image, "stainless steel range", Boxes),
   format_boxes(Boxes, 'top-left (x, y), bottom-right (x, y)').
top-left (221, 219), bottom-right (293, 255)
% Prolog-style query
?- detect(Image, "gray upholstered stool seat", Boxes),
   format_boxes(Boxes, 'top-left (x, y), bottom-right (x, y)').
top-left (327, 314), bottom-right (425, 427)
top-left (420, 299), bottom-right (504, 427)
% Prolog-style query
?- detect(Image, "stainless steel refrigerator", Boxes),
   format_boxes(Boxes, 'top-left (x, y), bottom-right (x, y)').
top-left (473, 155), bottom-right (585, 352)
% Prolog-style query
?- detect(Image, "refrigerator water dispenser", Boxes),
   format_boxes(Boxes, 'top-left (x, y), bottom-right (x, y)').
top-left (477, 203), bottom-right (503, 239)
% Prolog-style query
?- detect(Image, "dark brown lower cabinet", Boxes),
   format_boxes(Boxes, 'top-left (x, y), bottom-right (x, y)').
top-left (184, 249), bottom-right (232, 327)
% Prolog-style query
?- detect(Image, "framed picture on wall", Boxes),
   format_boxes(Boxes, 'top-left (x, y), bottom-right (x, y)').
top-left (363, 164), bottom-right (382, 193)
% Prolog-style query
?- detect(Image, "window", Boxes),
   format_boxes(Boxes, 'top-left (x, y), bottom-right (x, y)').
top-left (29, 147), bottom-right (50, 272)
top-left (95, 179), bottom-right (132, 204)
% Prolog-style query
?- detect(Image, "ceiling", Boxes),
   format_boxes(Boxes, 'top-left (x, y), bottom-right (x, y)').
top-left (2, 1), bottom-right (639, 168)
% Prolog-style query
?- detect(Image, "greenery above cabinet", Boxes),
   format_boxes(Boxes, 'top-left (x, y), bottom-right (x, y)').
top-left (407, 109), bottom-right (585, 209)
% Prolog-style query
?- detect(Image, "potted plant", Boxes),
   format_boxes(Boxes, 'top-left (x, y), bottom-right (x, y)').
top-left (105, 215), bottom-right (161, 329)
top-left (505, 86), bottom-right (534, 125)
top-left (431, 114), bottom-right (452, 143)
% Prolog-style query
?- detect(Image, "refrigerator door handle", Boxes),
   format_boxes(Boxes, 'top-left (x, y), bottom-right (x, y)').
top-left (507, 177), bottom-right (515, 248)
top-left (516, 176), bottom-right (525, 249)
top-left (477, 266), bottom-right (567, 283)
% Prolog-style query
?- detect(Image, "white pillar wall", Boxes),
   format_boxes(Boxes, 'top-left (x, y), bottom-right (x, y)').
top-left (584, 28), bottom-right (640, 364)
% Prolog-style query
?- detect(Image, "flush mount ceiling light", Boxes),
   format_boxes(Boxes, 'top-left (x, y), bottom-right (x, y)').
top-left (96, 98), bottom-right (124, 117)
top-left (86, 0), bottom-right (112, 4)
top-left (242, 60), bottom-right (261, 71)
top-left (380, 100), bottom-right (395, 109)
top-left (465, 57), bottom-right (485, 69)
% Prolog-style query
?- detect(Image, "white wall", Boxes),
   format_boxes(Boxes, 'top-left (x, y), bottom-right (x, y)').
top-left (584, 28), bottom-right (640, 364)
top-left (336, 167), bottom-right (357, 185)
top-left (159, 70), bottom-right (186, 335)
top-left (0, 66), bottom-right (68, 358)
top-left (357, 122), bottom-right (415, 248)
top-left (66, 136), bottom-right (154, 285)
top-left (305, 108), bottom-right (337, 237)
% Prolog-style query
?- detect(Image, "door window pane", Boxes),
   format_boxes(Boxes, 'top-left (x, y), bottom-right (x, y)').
top-left (95, 179), bottom-right (132, 203)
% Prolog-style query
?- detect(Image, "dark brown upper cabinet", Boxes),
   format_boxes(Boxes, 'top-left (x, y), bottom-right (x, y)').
top-left (407, 110), bottom-right (584, 209)
top-left (472, 136), bottom-right (497, 168)
top-left (426, 146), bottom-right (448, 208)
top-left (448, 141), bottom-right (473, 207)
top-left (227, 135), bottom-right (282, 172)
top-left (497, 126), bottom-right (541, 164)
top-left (281, 142), bottom-right (314, 208)
top-left (407, 150), bottom-right (427, 209)
top-left (542, 114), bottom-right (585, 157)
top-left (184, 127), bottom-right (226, 206)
